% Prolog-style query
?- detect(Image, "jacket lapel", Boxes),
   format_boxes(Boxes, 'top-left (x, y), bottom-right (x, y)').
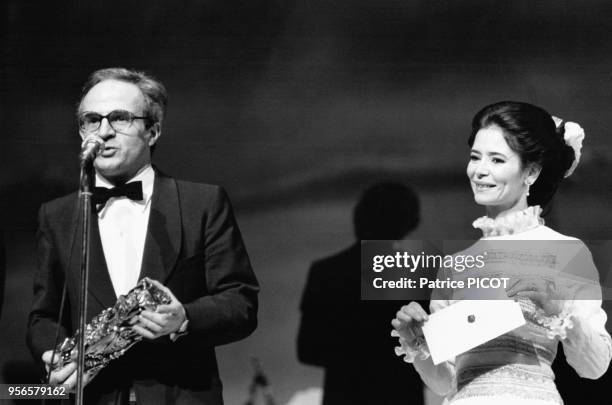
top-left (138, 172), bottom-right (182, 284)
top-left (67, 198), bottom-right (117, 311)
top-left (89, 216), bottom-right (118, 306)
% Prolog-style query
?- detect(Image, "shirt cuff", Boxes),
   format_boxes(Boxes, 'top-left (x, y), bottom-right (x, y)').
top-left (170, 318), bottom-right (189, 342)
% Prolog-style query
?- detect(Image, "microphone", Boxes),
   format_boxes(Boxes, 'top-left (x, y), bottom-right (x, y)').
top-left (79, 136), bottom-right (105, 164)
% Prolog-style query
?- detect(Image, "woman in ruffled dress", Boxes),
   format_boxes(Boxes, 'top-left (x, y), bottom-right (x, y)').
top-left (391, 101), bottom-right (612, 405)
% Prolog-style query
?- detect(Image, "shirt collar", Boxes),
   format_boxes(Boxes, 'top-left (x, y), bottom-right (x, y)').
top-left (95, 164), bottom-right (155, 215)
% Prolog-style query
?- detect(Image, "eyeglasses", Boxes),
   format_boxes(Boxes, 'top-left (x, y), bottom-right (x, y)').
top-left (78, 110), bottom-right (151, 133)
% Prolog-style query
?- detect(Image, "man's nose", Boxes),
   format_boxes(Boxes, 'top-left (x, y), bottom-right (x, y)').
top-left (98, 117), bottom-right (116, 139)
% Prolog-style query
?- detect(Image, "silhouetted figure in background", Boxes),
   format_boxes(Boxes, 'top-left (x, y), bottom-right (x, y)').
top-left (297, 182), bottom-right (424, 405)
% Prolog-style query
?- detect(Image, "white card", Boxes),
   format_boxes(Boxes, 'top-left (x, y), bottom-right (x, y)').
top-left (422, 300), bottom-right (525, 365)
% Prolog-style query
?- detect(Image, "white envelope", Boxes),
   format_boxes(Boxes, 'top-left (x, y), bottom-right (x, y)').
top-left (422, 300), bottom-right (526, 365)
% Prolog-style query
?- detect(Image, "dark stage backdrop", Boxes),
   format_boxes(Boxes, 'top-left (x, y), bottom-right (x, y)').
top-left (1, 1), bottom-right (612, 404)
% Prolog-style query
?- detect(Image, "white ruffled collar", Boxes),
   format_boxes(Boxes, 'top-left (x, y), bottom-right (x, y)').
top-left (472, 206), bottom-right (545, 237)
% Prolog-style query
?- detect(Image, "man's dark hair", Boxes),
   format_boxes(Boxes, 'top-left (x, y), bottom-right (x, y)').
top-left (78, 67), bottom-right (168, 127)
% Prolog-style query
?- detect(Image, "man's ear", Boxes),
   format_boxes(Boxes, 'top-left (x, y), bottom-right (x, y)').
top-left (525, 163), bottom-right (542, 185)
top-left (147, 122), bottom-right (161, 147)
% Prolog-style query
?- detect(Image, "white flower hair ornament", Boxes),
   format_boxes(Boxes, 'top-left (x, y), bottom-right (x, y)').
top-left (552, 116), bottom-right (584, 178)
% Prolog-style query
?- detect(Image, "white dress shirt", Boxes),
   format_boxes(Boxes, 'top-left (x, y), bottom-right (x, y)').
top-left (96, 164), bottom-right (154, 297)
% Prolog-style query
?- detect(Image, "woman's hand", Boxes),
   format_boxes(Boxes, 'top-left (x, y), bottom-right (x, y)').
top-left (391, 301), bottom-right (429, 344)
top-left (506, 277), bottom-right (573, 316)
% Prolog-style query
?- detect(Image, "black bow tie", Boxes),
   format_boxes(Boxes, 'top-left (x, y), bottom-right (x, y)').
top-left (92, 181), bottom-right (144, 211)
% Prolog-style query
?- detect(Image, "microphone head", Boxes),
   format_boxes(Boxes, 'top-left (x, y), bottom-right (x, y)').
top-left (79, 136), bottom-right (106, 163)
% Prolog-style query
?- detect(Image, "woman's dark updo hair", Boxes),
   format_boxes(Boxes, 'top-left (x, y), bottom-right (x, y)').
top-left (468, 101), bottom-right (576, 207)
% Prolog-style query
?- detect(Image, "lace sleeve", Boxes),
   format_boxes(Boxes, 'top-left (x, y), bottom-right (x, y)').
top-left (559, 243), bottom-right (612, 379)
top-left (391, 298), bottom-right (456, 396)
top-left (562, 300), bottom-right (612, 379)
top-left (391, 329), bottom-right (430, 362)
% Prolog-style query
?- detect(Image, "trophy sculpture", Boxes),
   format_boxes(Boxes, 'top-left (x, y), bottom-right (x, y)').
top-left (52, 277), bottom-right (171, 374)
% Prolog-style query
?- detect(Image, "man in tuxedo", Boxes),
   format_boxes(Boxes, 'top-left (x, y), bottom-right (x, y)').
top-left (297, 183), bottom-right (425, 405)
top-left (26, 68), bottom-right (259, 404)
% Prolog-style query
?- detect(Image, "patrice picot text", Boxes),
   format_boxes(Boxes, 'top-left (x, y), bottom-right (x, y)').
top-left (371, 251), bottom-right (510, 290)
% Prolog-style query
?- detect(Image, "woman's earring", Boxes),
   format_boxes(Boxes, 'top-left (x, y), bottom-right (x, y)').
top-left (525, 181), bottom-right (532, 196)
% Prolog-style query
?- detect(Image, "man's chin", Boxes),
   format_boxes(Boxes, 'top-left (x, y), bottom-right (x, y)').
top-left (93, 162), bottom-right (123, 180)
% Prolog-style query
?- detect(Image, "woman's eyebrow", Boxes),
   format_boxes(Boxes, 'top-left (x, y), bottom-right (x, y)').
top-left (487, 151), bottom-right (508, 159)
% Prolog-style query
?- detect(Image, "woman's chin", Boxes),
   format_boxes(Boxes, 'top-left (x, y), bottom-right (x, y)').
top-left (473, 195), bottom-right (495, 206)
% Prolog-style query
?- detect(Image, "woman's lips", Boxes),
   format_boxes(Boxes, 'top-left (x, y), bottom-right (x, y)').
top-left (473, 182), bottom-right (496, 191)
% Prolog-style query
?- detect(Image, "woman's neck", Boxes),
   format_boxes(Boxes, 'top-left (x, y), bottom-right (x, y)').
top-left (485, 198), bottom-right (529, 219)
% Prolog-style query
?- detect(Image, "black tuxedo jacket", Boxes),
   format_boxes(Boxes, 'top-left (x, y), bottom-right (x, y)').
top-left (26, 171), bottom-right (259, 404)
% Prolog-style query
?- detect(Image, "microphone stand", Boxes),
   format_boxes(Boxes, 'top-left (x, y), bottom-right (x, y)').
top-left (75, 158), bottom-right (94, 405)
top-left (244, 357), bottom-right (276, 405)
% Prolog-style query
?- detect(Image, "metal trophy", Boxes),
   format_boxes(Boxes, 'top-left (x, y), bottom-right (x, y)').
top-left (52, 277), bottom-right (171, 375)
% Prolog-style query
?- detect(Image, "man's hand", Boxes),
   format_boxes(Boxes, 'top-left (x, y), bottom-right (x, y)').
top-left (131, 280), bottom-right (187, 340)
top-left (41, 350), bottom-right (95, 392)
